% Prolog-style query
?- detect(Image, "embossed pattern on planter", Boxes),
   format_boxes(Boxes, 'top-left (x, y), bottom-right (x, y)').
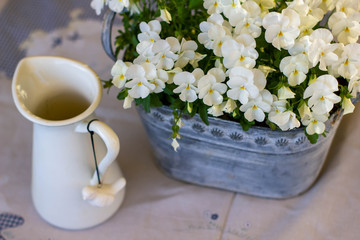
top-left (137, 105), bottom-right (342, 199)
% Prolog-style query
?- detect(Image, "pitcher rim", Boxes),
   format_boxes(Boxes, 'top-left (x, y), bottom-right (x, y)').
top-left (12, 56), bottom-right (102, 127)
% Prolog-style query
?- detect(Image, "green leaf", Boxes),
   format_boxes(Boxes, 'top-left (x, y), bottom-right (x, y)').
top-left (170, 99), bottom-right (185, 110)
top-left (239, 117), bottom-right (255, 131)
top-left (150, 93), bottom-right (163, 107)
top-left (189, 0), bottom-right (203, 9)
top-left (135, 95), bottom-right (151, 113)
top-left (117, 89), bottom-right (128, 100)
top-left (199, 104), bottom-right (209, 125)
top-left (305, 132), bottom-right (319, 144)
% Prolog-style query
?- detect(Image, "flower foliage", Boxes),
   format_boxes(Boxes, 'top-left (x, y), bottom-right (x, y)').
top-left (92, 0), bottom-right (360, 147)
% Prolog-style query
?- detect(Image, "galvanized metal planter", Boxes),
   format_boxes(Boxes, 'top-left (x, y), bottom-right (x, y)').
top-left (137, 106), bottom-right (342, 199)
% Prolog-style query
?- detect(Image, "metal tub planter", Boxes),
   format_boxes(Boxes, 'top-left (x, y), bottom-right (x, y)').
top-left (137, 105), bottom-right (342, 199)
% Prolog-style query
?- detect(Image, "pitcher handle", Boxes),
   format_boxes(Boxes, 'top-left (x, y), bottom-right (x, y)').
top-left (86, 120), bottom-right (120, 185)
top-left (102, 9), bottom-right (117, 62)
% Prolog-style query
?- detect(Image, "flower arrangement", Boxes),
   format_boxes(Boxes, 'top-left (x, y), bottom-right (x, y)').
top-left (91, 0), bottom-right (360, 150)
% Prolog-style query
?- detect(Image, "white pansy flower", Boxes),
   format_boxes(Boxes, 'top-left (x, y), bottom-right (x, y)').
top-left (208, 102), bottom-right (227, 117)
top-left (334, 43), bottom-right (360, 80)
top-left (342, 97), bottom-right (355, 115)
top-left (173, 72), bottom-right (198, 102)
top-left (125, 63), bottom-right (156, 99)
top-left (328, 12), bottom-right (360, 44)
top-left (349, 78), bottom-right (360, 96)
top-left (278, 86), bottom-right (295, 100)
top-left (91, 0), bottom-right (107, 15)
top-left (108, 0), bottom-right (129, 13)
top-left (138, 20), bottom-right (161, 43)
top-left (240, 89), bottom-right (273, 122)
top-left (128, 0), bottom-right (140, 15)
top-left (280, 54), bottom-right (309, 86)
top-left (198, 68), bottom-right (227, 106)
top-left (222, 0), bottom-right (244, 20)
top-left (223, 99), bottom-right (237, 113)
top-left (262, 8), bottom-right (300, 50)
top-left (221, 37), bottom-right (258, 69)
top-left (189, 52), bottom-right (207, 68)
top-left (288, 36), bottom-right (311, 57)
top-left (307, 29), bottom-right (338, 71)
top-left (166, 67), bottom-right (182, 84)
top-left (303, 75), bottom-right (341, 114)
top-left (231, 0), bottom-right (263, 38)
top-left (111, 60), bottom-right (128, 88)
top-left (160, 9), bottom-right (172, 23)
top-left (134, 41), bottom-right (155, 65)
top-left (268, 99), bottom-right (300, 131)
top-left (152, 37), bottom-right (180, 70)
top-left (123, 95), bottom-right (134, 109)
top-left (302, 112), bottom-right (329, 135)
top-left (335, 0), bottom-right (360, 16)
top-left (253, 0), bottom-right (276, 17)
top-left (227, 67), bottom-right (266, 104)
top-left (204, 0), bottom-right (224, 14)
top-left (175, 39), bottom-right (198, 68)
top-left (298, 102), bottom-right (312, 122)
top-left (150, 69), bottom-right (168, 93)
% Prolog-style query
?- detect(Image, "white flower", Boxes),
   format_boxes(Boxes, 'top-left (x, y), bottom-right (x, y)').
top-left (128, 0), bottom-right (140, 15)
top-left (307, 29), bottom-right (338, 71)
top-left (349, 78), bottom-right (360, 96)
top-left (288, 36), bottom-right (312, 57)
top-left (298, 102), bottom-right (312, 122)
top-left (150, 69), bottom-right (168, 93)
top-left (278, 86), bottom-right (295, 100)
top-left (223, 99), bottom-right (237, 113)
top-left (342, 97), bottom-right (355, 115)
top-left (222, 0), bottom-right (244, 20)
top-left (160, 9), bottom-right (172, 23)
top-left (253, 0), bottom-right (276, 17)
top-left (173, 72), bottom-right (198, 102)
top-left (108, 0), bottom-right (129, 13)
top-left (240, 89), bottom-right (273, 122)
top-left (123, 95), bottom-right (134, 109)
top-left (171, 137), bottom-right (180, 151)
top-left (303, 75), bottom-right (341, 114)
top-left (204, 0), bottom-right (224, 14)
top-left (208, 102), bottom-right (227, 117)
top-left (175, 39), bottom-right (198, 68)
top-left (231, 0), bottom-right (263, 38)
top-left (125, 63), bottom-right (156, 99)
top-left (302, 112), bottom-right (329, 135)
top-left (165, 67), bottom-right (183, 84)
top-left (226, 67), bottom-right (266, 104)
top-left (152, 37), bottom-right (179, 70)
top-left (198, 68), bottom-right (227, 106)
top-left (328, 12), bottom-right (360, 44)
top-left (262, 8), bottom-right (301, 50)
top-left (198, 14), bottom-right (232, 56)
top-left (268, 99), bottom-right (300, 131)
top-left (334, 43), bottom-right (360, 80)
top-left (189, 52), bottom-right (207, 68)
top-left (221, 36), bottom-right (258, 69)
top-left (280, 54), bottom-right (309, 86)
top-left (335, 0), bottom-right (360, 16)
top-left (91, 0), bottom-right (106, 15)
top-left (138, 20), bottom-right (161, 43)
top-left (111, 60), bottom-right (128, 88)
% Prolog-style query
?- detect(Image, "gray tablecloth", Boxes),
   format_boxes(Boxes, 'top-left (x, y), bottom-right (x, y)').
top-left (1, 1), bottom-right (360, 239)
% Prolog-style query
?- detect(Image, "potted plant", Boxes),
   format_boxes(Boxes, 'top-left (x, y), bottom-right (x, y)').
top-left (91, 0), bottom-right (360, 198)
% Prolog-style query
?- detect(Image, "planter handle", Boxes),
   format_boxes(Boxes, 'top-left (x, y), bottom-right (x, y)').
top-left (101, 9), bottom-right (117, 62)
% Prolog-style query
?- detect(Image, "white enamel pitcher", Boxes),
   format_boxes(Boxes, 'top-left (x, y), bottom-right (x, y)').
top-left (12, 56), bottom-right (126, 230)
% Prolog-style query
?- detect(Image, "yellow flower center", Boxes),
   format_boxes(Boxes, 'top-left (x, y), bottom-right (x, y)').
top-left (218, 41), bottom-right (223, 47)
top-left (145, 59), bottom-right (150, 63)
top-left (344, 27), bottom-right (350, 33)
top-left (162, 55), bottom-right (166, 59)
top-left (137, 82), bottom-right (143, 86)
top-left (275, 109), bottom-right (280, 113)
top-left (240, 56), bottom-right (245, 61)
top-left (240, 86), bottom-right (245, 90)
top-left (341, 7), bottom-right (345, 12)
top-left (150, 38), bottom-right (154, 42)
top-left (278, 31), bottom-right (283, 37)
top-left (186, 84), bottom-right (191, 90)
top-left (252, 105), bottom-right (258, 109)
top-left (293, 70), bottom-right (299, 75)
top-left (120, 74), bottom-right (125, 79)
top-left (344, 59), bottom-right (349, 65)
top-left (208, 89), bottom-right (214, 94)
top-left (320, 96), bottom-right (325, 101)
top-left (245, 22), bottom-right (250, 28)
top-left (312, 120), bottom-right (318, 124)
top-left (321, 52), bottom-right (325, 56)
top-left (232, 1), bottom-right (236, 7)
top-left (214, 2), bottom-right (218, 7)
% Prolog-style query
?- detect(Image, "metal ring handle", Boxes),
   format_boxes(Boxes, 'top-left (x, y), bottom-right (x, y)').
top-left (101, 9), bottom-right (117, 62)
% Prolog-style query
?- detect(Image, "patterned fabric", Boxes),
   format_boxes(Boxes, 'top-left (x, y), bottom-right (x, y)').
top-left (0, 0), bottom-right (97, 77)
top-left (0, 213), bottom-right (24, 240)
